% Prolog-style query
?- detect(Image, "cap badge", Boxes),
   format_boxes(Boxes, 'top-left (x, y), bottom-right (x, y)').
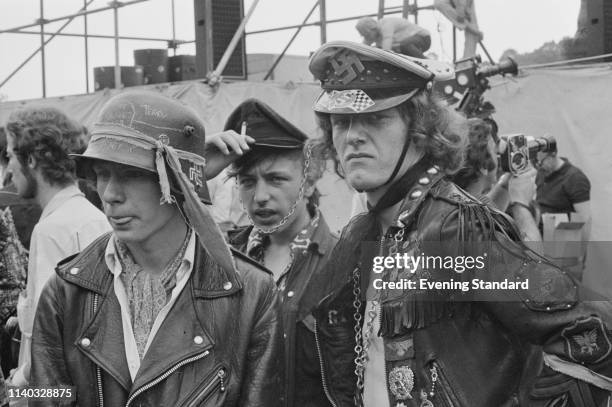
top-left (158, 134), bottom-right (170, 145)
top-left (330, 50), bottom-right (365, 85)
top-left (326, 89), bottom-right (374, 113)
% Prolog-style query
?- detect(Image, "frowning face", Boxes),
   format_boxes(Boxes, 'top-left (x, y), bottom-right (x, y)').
top-left (330, 107), bottom-right (411, 192)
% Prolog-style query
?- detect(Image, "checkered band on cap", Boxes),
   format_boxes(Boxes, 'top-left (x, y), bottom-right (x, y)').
top-left (326, 90), bottom-right (375, 113)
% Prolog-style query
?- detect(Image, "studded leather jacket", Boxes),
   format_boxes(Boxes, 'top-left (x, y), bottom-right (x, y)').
top-left (29, 233), bottom-right (283, 407)
top-left (313, 173), bottom-right (612, 407)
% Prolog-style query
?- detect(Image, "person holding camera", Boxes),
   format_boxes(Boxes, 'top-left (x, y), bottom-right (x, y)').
top-left (535, 147), bottom-right (591, 239)
top-left (307, 41), bottom-right (612, 406)
top-left (451, 118), bottom-right (542, 242)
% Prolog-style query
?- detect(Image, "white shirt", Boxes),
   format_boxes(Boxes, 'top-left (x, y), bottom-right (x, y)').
top-left (363, 301), bottom-right (389, 407)
top-left (15, 184), bottom-right (111, 385)
top-left (104, 231), bottom-right (196, 381)
top-left (208, 169), bottom-right (249, 230)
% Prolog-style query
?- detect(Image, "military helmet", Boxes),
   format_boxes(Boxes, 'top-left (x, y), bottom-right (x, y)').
top-left (72, 90), bottom-right (210, 203)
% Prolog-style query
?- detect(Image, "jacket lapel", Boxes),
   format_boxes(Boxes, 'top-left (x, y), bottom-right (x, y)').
top-left (77, 286), bottom-right (132, 391)
top-left (130, 275), bottom-right (215, 391)
top-left (59, 235), bottom-right (132, 391)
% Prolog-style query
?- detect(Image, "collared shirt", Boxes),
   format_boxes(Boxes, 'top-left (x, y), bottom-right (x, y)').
top-left (246, 211), bottom-right (321, 289)
top-left (104, 230), bottom-right (196, 381)
top-left (15, 184), bottom-right (110, 385)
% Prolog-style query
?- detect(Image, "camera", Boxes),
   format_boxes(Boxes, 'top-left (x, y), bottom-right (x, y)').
top-left (499, 134), bottom-right (557, 175)
top-left (433, 55), bottom-right (518, 118)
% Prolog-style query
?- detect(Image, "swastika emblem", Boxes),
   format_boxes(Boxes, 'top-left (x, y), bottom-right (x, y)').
top-left (188, 164), bottom-right (203, 187)
top-left (330, 50), bottom-right (365, 85)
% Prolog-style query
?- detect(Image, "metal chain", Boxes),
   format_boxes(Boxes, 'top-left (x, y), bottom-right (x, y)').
top-left (353, 226), bottom-right (407, 400)
top-left (245, 143), bottom-right (313, 235)
top-left (352, 265), bottom-right (364, 390)
top-left (388, 227), bottom-right (405, 257)
top-left (419, 366), bottom-right (438, 406)
top-left (353, 262), bottom-right (379, 396)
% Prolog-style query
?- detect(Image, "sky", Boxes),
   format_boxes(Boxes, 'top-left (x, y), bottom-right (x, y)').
top-left (0, 0), bottom-right (581, 101)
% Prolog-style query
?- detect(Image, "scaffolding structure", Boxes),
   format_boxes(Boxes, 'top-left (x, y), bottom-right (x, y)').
top-left (0, 0), bottom-right (461, 98)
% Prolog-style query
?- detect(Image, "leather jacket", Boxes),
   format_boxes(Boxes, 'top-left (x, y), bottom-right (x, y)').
top-left (29, 233), bottom-right (284, 407)
top-left (228, 215), bottom-right (338, 407)
top-left (313, 172), bottom-right (612, 407)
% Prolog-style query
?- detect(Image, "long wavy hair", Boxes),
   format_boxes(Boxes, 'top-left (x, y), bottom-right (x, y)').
top-left (452, 117), bottom-right (496, 189)
top-left (313, 90), bottom-right (468, 178)
top-left (6, 107), bottom-right (85, 187)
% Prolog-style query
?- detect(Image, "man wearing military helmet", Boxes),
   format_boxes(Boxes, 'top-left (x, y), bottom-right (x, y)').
top-left (29, 91), bottom-right (283, 406)
top-left (308, 41), bottom-right (612, 406)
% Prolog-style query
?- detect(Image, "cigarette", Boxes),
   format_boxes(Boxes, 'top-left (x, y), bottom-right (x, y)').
top-left (241, 121), bottom-right (247, 135)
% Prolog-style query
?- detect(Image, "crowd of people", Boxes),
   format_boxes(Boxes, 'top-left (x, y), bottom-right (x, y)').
top-left (0, 33), bottom-right (604, 407)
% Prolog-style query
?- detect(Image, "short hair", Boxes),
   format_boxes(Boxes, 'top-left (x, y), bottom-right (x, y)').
top-left (356, 17), bottom-right (378, 35)
top-left (313, 90), bottom-right (468, 179)
top-left (452, 118), bottom-right (496, 189)
top-left (6, 107), bottom-right (86, 186)
top-left (228, 143), bottom-right (327, 215)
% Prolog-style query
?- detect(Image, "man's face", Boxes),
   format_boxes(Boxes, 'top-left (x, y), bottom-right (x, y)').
top-left (237, 154), bottom-right (309, 232)
top-left (363, 27), bottom-right (379, 43)
top-left (330, 107), bottom-right (411, 191)
top-left (92, 160), bottom-right (181, 245)
top-left (5, 133), bottom-right (37, 198)
top-left (535, 152), bottom-right (555, 174)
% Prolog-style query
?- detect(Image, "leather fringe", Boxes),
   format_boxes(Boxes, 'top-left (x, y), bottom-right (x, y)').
top-left (380, 292), bottom-right (452, 337)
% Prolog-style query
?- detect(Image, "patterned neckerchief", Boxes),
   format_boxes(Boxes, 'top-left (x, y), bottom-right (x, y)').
top-left (247, 210), bottom-right (320, 287)
top-left (115, 229), bottom-right (192, 359)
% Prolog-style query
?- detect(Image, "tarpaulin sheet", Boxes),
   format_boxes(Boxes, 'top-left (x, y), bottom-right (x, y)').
top-left (0, 80), bottom-right (354, 238)
top-left (1, 67), bottom-right (610, 294)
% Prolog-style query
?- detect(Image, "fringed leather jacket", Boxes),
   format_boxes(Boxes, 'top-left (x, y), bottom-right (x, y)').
top-left (29, 233), bottom-right (284, 407)
top-left (313, 169), bottom-right (612, 407)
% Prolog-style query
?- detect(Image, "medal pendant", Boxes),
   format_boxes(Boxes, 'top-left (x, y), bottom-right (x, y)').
top-left (388, 366), bottom-right (415, 400)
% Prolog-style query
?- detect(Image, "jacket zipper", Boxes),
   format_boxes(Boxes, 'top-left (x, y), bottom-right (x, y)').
top-left (313, 319), bottom-right (338, 407)
top-left (125, 350), bottom-right (211, 407)
top-left (92, 293), bottom-right (104, 407)
top-left (183, 367), bottom-right (227, 407)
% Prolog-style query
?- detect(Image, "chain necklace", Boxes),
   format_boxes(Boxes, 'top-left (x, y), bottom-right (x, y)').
top-left (243, 143), bottom-right (313, 235)
top-left (353, 227), bottom-right (404, 401)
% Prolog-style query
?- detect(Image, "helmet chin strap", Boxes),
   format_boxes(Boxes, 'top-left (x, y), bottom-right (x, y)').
top-left (354, 126), bottom-right (412, 194)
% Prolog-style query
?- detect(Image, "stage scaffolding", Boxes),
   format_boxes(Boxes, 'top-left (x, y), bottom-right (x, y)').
top-left (0, 0), bottom-right (459, 98)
